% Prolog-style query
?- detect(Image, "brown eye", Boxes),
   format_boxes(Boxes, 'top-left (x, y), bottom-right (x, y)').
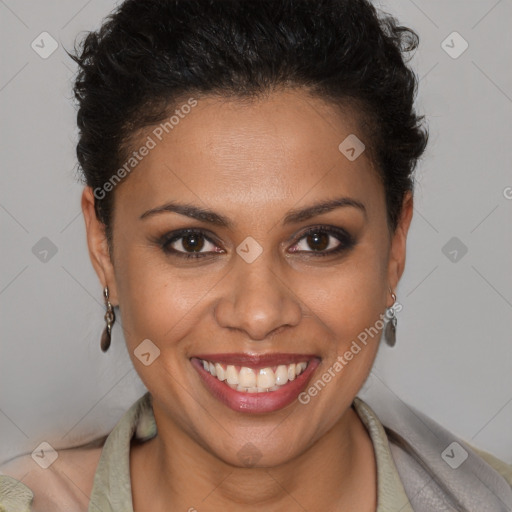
top-left (289, 226), bottom-right (355, 256)
top-left (305, 231), bottom-right (329, 251)
top-left (180, 233), bottom-right (206, 252)
top-left (159, 229), bottom-right (221, 259)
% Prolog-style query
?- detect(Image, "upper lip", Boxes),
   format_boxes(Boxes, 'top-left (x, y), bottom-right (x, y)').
top-left (191, 353), bottom-right (319, 369)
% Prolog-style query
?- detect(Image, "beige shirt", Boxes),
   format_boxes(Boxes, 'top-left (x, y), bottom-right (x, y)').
top-left (1, 392), bottom-right (511, 511)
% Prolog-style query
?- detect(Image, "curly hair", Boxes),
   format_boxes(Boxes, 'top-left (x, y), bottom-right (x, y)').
top-left (68, 0), bottom-right (428, 250)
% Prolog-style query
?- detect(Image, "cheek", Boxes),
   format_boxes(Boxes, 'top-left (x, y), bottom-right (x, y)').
top-left (113, 247), bottom-right (222, 347)
top-left (295, 248), bottom-right (387, 345)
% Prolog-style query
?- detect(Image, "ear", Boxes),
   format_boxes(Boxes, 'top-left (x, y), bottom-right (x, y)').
top-left (81, 187), bottom-right (118, 305)
top-left (386, 190), bottom-right (413, 307)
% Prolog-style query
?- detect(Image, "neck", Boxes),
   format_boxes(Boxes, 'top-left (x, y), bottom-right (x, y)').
top-left (131, 404), bottom-right (377, 511)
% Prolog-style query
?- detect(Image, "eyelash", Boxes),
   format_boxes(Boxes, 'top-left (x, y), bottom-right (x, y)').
top-left (156, 226), bottom-right (355, 260)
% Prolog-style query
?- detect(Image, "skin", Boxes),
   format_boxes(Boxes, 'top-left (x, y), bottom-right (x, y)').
top-left (82, 88), bottom-right (413, 511)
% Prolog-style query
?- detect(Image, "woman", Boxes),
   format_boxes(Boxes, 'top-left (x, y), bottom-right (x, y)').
top-left (1, 0), bottom-right (511, 510)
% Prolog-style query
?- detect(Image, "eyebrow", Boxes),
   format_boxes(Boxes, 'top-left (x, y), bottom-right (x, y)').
top-left (139, 196), bottom-right (367, 227)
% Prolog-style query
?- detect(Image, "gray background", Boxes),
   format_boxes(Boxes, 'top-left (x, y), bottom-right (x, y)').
top-left (1, 0), bottom-right (511, 465)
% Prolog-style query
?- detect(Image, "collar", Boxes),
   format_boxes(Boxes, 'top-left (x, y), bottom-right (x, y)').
top-left (88, 392), bottom-right (412, 511)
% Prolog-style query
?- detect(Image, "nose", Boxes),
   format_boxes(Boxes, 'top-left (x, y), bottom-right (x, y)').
top-left (214, 254), bottom-right (302, 341)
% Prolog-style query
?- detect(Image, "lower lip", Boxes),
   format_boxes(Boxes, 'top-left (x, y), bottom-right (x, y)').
top-left (191, 357), bottom-right (320, 413)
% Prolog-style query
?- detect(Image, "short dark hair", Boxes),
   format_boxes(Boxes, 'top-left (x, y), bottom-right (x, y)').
top-left (69, 0), bottom-right (428, 249)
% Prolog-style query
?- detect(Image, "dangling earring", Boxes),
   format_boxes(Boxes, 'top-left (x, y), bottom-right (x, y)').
top-left (100, 286), bottom-right (115, 352)
top-left (384, 286), bottom-right (397, 347)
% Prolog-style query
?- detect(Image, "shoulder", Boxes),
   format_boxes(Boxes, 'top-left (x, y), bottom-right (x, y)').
top-left (468, 443), bottom-right (512, 487)
top-left (0, 444), bottom-right (103, 512)
top-left (355, 394), bottom-right (512, 509)
top-left (0, 474), bottom-right (33, 512)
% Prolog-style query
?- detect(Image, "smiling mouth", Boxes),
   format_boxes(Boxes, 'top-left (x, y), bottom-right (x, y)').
top-left (197, 359), bottom-right (309, 393)
top-left (190, 353), bottom-right (321, 413)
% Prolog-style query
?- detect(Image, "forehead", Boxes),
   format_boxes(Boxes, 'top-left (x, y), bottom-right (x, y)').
top-left (114, 89), bottom-right (383, 223)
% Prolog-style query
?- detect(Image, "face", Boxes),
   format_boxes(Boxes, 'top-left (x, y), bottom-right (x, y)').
top-left (83, 88), bottom-right (412, 467)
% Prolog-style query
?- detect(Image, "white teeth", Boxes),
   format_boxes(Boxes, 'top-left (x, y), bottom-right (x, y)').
top-left (257, 368), bottom-right (275, 389)
top-left (199, 359), bottom-right (309, 393)
top-left (239, 367), bottom-right (257, 388)
top-left (296, 362), bottom-right (307, 376)
top-left (226, 365), bottom-right (238, 385)
top-left (275, 365), bottom-right (288, 385)
top-left (215, 363), bottom-right (225, 381)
